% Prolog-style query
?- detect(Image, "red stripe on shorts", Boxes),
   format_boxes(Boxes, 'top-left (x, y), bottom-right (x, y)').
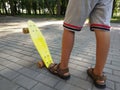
top-left (64, 22), bottom-right (82, 30)
top-left (91, 24), bottom-right (110, 29)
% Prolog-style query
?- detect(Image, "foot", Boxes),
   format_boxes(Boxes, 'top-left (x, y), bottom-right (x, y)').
top-left (87, 68), bottom-right (106, 89)
top-left (48, 63), bottom-right (70, 80)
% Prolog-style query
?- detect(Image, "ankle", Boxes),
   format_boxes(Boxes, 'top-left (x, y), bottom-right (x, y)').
top-left (59, 63), bottom-right (68, 70)
top-left (93, 68), bottom-right (103, 76)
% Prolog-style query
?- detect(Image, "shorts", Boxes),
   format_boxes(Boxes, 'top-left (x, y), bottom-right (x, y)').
top-left (63, 0), bottom-right (113, 31)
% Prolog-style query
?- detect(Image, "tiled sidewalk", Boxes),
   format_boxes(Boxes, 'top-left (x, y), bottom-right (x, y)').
top-left (0, 16), bottom-right (120, 90)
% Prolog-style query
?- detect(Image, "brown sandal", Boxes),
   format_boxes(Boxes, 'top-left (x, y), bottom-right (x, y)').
top-left (48, 63), bottom-right (70, 80)
top-left (87, 68), bottom-right (106, 89)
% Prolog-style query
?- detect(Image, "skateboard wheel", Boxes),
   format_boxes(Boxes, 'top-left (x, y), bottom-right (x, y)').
top-left (23, 28), bottom-right (29, 34)
top-left (37, 61), bottom-right (45, 68)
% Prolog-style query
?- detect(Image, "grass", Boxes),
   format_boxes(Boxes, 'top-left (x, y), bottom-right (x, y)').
top-left (111, 16), bottom-right (120, 23)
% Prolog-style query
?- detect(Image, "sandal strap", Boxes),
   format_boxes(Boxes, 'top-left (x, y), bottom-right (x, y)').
top-left (89, 68), bottom-right (106, 81)
top-left (49, 63), bottom-right (69, 75)
top-left (49, 63), bottom-right (59, 74)
top-left (58, 68), bottom-right (69, 75)
top-left (94, 75), bottom-right (106, 81)
top-left (49, 63), bottom-right (58, 70)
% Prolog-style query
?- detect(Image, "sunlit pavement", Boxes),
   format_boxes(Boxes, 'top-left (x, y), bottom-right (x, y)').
top-left (0, 16), bottom-right (120, 90)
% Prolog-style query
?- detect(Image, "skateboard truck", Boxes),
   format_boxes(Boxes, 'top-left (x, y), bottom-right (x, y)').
top-left (37, 60), bottom-right (45, 68)
top-left (23, 28), bottom-right (29, 34)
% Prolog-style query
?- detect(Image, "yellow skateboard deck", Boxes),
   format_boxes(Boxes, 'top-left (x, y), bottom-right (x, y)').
top-left (27, 20), bottom-right (53, 68)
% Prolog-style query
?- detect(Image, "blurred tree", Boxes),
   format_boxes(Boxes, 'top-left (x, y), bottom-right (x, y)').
top-left (1, 0), bottom-right (8, 14)
top-left (0, 0), bottom-right (119, 17)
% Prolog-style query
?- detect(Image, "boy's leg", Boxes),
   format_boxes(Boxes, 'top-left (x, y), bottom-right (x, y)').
top-left (59, 0), bottom-right (91, 69)
top-left (94, 30), bottom-right (110, 77)
top-left (59, 29), bottom-right (75, 70)
top-left (87, 0), bottom-right (112, 88)
top-left (49, 29), bottom-right (75, 77)
top-left (89, 0), bottom-right (112, 77)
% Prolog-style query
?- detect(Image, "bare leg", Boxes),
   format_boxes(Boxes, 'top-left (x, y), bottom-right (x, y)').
top-left (59, 29), bottom-right (75, 69)
top-left (94, 30), bottom-right (110, 76)
top-left (48, 29), bottom-right (74, 78)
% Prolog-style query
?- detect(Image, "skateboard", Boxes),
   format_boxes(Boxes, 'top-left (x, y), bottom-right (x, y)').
top-left (23, 20), bottom-right (53, 68)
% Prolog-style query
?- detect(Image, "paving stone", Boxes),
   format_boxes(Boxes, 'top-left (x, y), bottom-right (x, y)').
top-left (70, 56), bottom-right (83, 61)
top-left (70, 59), bottom-right (92, 68)
top-left (16, 46), bottom-right (34, 52)
top-left (106, 74), bottom-right (120, 83)
top-left (3, 50), bottom-right (24, 58)
top-left (0, 78), bottom-right (19, 90)
top-left (6, 56), bottom-right (22, 62)
top-left (35, 73), bottom-right (59, 87)
top-left (0, 59), bottom-right (15, 66)
top-left (70, 68), bottom-right (87, 79)
top-left (20, 55), bottom-right (36, 62)
top-left (45, 71), bottom-right (62, 80)
top-left (0, 68), bottom-right (19, 80)
top-left (19, 68), bottom-right (40, 78)
top-left (11, 48), bottom-right (23, 52)
top-left (3, 49), bottom-right (25, 57)
top-left (67, 76), bottom-right (92, 90)
top-left (31, 83), bottom-right (54, 90)
top-left (0, 52), bottom-right (11, 59)
top-left (17, 87), bottom-right (26, 90)
top-left (0, 47), bottom-right (4, 51)
top-left (0, 44), bottom-right (4, 48)
top-left (55, 81), bottom-right (84, 90)
top-left (80, 58), bottom-right (95, 65)
top-left (32, 53), bottom-right (41, 59)
top-left (93, 86), bottom-right (112, 90)
top-left (13, 75), bottom-right (37, 89)
top-left (69, 62), bottom-right (91, 72)
top-left (20, 50), bottom-right (34, 56)
top-left (113, 70), bottom-right (120, 77)
top-left (6, 62), bottom-right (23, 71)
top-left (0, 65), bottom-right (6, 71)
top-left (116, 83), bottom-right (120, 90)
top-left (111, 56), bottom-right (120, 62)
top-left (103, 68), bottom-right (112, 74)
top-left (105, 64), bottom-right (120, 71)
top-left (30, 64), bottom-right (48, 73)
top-left (16, 60), bottom-right (34, 67)
top-left (0, 76), bottom-right (3, 80)
top-left (106, 80), bottom-right (115, 90)
top-left (112, 61), bottom-right (120, 67)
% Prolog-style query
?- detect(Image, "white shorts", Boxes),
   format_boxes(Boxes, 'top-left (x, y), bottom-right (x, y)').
top-left (63, 0), bottom-right (113, 31)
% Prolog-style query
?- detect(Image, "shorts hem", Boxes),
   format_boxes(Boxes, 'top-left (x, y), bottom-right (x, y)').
top-left (90, 24), bottom-right (110, 31)
top-left (63, 22), bottom-right (82, 31)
